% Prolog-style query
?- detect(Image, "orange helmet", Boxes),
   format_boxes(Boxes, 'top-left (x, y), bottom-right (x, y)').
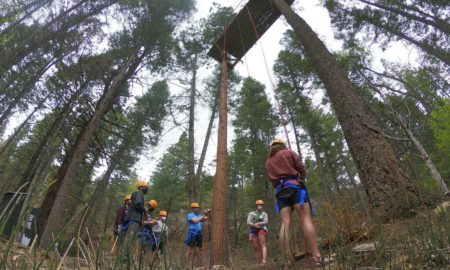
top-left (270, 138), bottom-right (285, 146)
top-left (255, 199), bottom-right (264, 205)
top-left (124, 194), bottom-right (132, 201)
top-left (190, 202), bottom-right (200, 208)
top-left (148, 199), bottom-right (158, 208)
top-left (159, 210), bottom-right (168, 217)
top-left (136, 180), bottom-right (149, 188)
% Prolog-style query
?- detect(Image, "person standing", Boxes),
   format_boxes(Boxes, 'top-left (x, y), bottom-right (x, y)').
top-left (136, 199), bottom-right (158, 263)
top-left (247, 199), bottom-right (268, 265)
top-left (121, 181), bottom-right (149, 263)
top-left (265, 138), bottom-right (322, 267)
top-left (153, 210), bottom-right (169, 255)
top-left (184, 202), bottom-right (209, 268)
top-left (112, 194), bottom-right (131, 254)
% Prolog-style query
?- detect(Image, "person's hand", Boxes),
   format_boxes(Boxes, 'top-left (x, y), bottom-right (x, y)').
top-left (254, 223), bottom-right (260, 229)
top-left (202, 215), bottom-right (209, 221)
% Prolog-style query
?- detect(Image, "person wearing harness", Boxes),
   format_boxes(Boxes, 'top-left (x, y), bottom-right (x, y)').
top-left (112, 194), bottom-right (131, 254)
top-left (184, 202), bottom-right (209, 268)
top-left (265, 138), bottom-right (322, 268)
top-left (153, 210), bottom-right (168, 255)
top-left (247, 199), bottom-right (269, 265)
top-left (136, 199), bottom-right (158, 263)
top-left (120, 180), bottom-right (149, 262)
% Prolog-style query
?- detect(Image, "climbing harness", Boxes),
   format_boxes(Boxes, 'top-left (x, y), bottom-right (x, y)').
top-left (274, 177), bottom-right (313, 215)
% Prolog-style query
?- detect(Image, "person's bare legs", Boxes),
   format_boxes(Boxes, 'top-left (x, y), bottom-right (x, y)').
top-left (258, 233), bottom-right (267, 264)
top-left (194, 247), bottom-right (201, 267)
top-left (184, 247), bottom-right (193, 268)
top-left (251, 234), bottom-right (261, 264)
top-left (293, 203), bottom-right (321, 260)
top-left (279, 206), bottom-right (293, 266)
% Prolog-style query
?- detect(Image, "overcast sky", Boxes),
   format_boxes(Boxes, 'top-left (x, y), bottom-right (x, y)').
top-left (131, 0), bottom-right (420, 182)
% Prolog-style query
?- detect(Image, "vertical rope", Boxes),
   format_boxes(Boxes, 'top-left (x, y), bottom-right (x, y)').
top-left (245, 5), bottom-right (292, 149)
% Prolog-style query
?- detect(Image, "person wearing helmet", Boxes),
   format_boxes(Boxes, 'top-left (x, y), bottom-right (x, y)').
top-left (184, 202), bottom-right (209, 267)
top-left (152, 210), bottom-right (168, 255)
top-left (135, 199), bottom-right (158, 262)
top-left (112, 194), bottom-right (131, 254)
top-left (121, 180), bottom-right (149, 262)
top-left (247, 199), bottom-right (269, 265)
top-left (266, 138), bottom-right (322, 267)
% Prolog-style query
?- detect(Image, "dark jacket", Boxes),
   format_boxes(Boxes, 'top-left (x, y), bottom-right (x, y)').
top-left (125, 190), bottom-right (145, 223)
top-left (115, 205), bottom-right (128, 225)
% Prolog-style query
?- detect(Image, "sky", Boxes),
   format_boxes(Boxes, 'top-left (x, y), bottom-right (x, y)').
top-left (131, 0), bottom-right (420, 181)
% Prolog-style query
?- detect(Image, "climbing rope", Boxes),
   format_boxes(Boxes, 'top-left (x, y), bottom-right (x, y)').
top-left (244, 5), bottom-right (293, 150)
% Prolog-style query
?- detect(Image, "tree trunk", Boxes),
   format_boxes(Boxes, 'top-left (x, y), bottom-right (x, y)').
top-left (211, 53), bottom-right (229, 266)
top-left (18, 86), bottom-right (85, 188)
top-left (393, 111), bottom-right (449, 194)
top-left (273, 0), bottom-right (420, 220)
top-left (188, 53), bottom-right (198, 203)
top-left (194, 90), bottom-right (219, 189)
top-left (37, 55), bottom-right (143, 249)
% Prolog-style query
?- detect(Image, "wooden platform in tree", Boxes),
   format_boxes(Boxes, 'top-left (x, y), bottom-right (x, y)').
top-left (207, 0), bottom-right (295, 66)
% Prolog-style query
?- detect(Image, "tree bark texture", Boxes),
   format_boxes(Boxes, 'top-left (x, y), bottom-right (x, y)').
top-left (188, 54), bottom-right (198, 203)
top-left (211, 53), bottom-right (229, 266)
top-left (37, 55), bottom-right (142, 249)
top-left (273, 0), bottom-right (420, 220)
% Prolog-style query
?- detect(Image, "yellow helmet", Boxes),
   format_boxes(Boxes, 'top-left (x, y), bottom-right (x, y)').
top-left (255, 199), bottom-right (264, 205)
top-left (136, 180), bottom-right (149, 188)
top-left (190, 202), bottom-right (200, 208)
top-left (148, 199), bottom-right (158, 208)
top-left (271, 138), bottom-right (285, 146)
top-left (159, 210), bottom-right (168, 217)
top-left (124, 194), bottom-right (132, 201)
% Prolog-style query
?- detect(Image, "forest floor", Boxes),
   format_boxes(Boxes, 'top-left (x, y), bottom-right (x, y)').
top-left (1, 200), bottom-right (449, 269)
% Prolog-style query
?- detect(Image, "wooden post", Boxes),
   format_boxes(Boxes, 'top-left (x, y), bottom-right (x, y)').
top-left (211, 50), bottom-right (229, 266)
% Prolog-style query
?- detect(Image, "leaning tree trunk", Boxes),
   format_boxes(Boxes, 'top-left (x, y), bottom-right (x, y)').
top-left (211, 53), bottom-right (229, 266)
top-left (188, 54), bottom-right (198, 203)
top-left (194, 90), bottom-right (219, 188)
top-left (37, 54), bottom-right (143, 249)
top-left (392, 111), bottom-right (449, 195)
top-left (273, 0), bottom-right (420, 220)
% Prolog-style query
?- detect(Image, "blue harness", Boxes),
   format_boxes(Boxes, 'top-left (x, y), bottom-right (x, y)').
top-left (274, 176), bottom-right (313, 216)
top-left (137, 227), bottom-right (157, 247)
top-left (121, 220), bottom-right (139, 234)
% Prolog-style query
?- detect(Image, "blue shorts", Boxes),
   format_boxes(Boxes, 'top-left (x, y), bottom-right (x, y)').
top-left (185, 234), bottom-right (202, 248)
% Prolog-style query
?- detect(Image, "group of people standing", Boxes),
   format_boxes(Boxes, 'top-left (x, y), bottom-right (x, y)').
top-left (113, 182), bottom-right (168, 265)
top-left (113, 138), bottom-right (322, 269)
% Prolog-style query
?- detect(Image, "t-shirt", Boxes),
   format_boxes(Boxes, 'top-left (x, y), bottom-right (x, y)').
top-left (246, 211), bottom-right (268, 227)
top-left (187, 212), bottom-right (202, 233)
top-left (266, 149), bottom-right (306, 186)
top-left (153, 220), bottom-right (168, 240)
